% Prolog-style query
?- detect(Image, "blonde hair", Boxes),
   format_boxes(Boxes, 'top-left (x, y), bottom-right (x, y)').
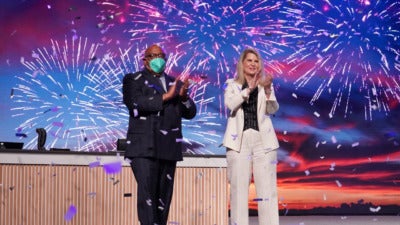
top-left (234, 48), bottom-right (266, 85)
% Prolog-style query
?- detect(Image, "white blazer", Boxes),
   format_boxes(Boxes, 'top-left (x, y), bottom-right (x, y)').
top-left (222, 78), bottom-right (279, 152)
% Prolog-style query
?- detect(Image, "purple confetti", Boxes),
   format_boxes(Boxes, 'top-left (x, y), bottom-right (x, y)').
top-left (231, 134), bottom-right (238, 140)
top-left (370, 206), bottom-right (381, 212)
top-left (335, 180), bottom-right (342, 187)
top-left (351, 142), bottom-right (360, 147)
top-left (102, 161), bottom-right (122, 174)
top-left (88, 160), bottom-right (101, 168)
top-left (64, 204), bottom-right (77, 221)
top-left (15, 133), bottom-right (28, 138)
top-left (52, 121), bottom-right (64, 127)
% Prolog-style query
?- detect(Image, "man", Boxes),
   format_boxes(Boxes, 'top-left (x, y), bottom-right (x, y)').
top-left (122, 44), bottom-right (196, 225)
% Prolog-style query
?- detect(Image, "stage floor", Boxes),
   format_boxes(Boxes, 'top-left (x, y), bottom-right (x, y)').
top-left (249, 216), bottom-right (399, 225)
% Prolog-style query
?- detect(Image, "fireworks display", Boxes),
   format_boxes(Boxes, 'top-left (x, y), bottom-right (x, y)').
top-left (12, 37), bottom-right (127, 151)
top-left (96, 0), bottom-right (400, 119)
top-left (6, 0), bottom-right (400, 153)
top-left (94, 0), bottom-right (310, 153)
top-left (287, 0), bottom-right (400, 119)
top-left (97, 0), bottom-right (300, 80)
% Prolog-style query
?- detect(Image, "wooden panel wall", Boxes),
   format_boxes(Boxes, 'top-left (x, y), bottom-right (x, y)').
top-left (0, 164), bottom-right (228, 225)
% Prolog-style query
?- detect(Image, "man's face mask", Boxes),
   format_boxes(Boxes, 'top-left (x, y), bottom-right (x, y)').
top-left (149, 58), bottom-right (166, 73)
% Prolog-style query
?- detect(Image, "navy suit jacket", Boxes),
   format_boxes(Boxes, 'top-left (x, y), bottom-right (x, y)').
top-left (122, 69), bottom-right (196, 161)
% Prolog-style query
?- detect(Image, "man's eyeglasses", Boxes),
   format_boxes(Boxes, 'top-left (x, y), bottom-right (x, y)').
top-left (145, 53), bottom-right (166, 59)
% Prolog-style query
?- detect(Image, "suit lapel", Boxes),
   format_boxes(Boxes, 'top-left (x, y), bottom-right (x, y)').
top-left (257, 85), bottom-right (264, 112)
top-left (145, 71), bottom-right (165, 94)
top-left (164, 75), bottom-right (174, 92)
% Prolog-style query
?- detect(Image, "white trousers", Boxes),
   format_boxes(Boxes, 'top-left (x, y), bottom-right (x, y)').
top-left (227, 129), bottom-right (279, 225)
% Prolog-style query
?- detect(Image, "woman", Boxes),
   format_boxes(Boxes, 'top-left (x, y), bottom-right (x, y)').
top-left (223, 48), bottom-right (280, 225)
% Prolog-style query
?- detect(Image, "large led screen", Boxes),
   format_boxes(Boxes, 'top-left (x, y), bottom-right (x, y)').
top-left (1, 0), bottom-right (399, 215)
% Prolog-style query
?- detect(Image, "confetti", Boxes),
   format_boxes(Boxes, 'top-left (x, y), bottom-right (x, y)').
top-left (231, 134), bottom-right (238, 140)
top-left (331, 136), bottom-right (337, 144)
top-left (329, 162), bottom-right (336, 171)
top-left (89, 161), bottom-right (100, 168)
top-left (369, 206), bottom-right (381, 212)
top-left (283, 208), bottom-right (289, 216)
top-left (103, 161), bottom-right (122, 174)
top-left (134, 73), bottom-right (142, 80)
top-left (15, 133), bottom-right (27, 138)
top-left (351, 142), bottom-right (360, 147)
top-left (64, 205), bottom-right (77, 221)
top-left (124, 158), bottom-right (132, 164)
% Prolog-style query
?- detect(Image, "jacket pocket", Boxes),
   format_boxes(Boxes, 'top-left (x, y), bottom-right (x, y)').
top-left (127, 118), bottom-right (155, 149)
